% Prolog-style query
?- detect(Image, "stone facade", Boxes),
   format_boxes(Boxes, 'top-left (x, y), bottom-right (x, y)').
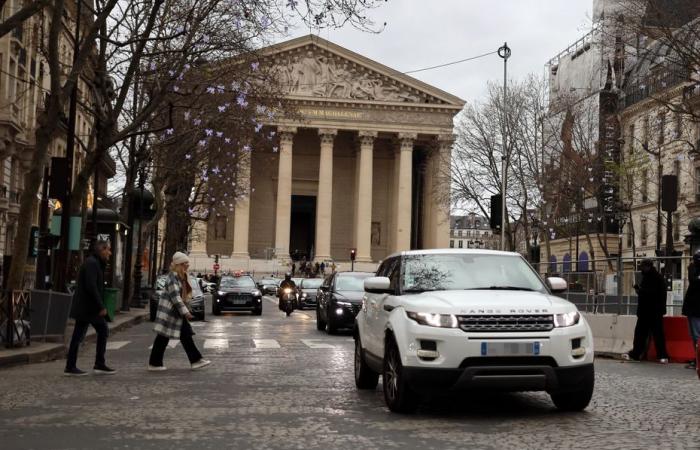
top-left (188, 35), bottom-right (464, 274)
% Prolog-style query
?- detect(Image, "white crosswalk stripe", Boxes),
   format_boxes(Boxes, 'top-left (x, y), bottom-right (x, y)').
top-left (148, 341), bottom-right (179, 350)
top-left (301, 339), bottom-right (335, 349)
top-left (204, 339), bottom-right (229, 349)
top-left (106, 341), bottom-right (130, 350)
top-left (253, 339), bottom-right (280, 349)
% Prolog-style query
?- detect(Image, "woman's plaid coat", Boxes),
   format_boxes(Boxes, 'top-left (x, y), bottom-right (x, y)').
top-left (153, 272), bottom-right (191, 339)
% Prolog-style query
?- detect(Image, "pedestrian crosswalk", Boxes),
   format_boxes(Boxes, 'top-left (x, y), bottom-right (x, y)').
top-left (109, 338), bottom-right (353, 352)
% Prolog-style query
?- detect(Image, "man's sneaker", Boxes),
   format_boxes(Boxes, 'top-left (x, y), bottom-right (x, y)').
top-left (148, 365), bottom-right (167, 372)
top-left (93, 364), bottom-right (117, 375)
top-left (191, 359), bottom-right (212, 370)
top-left (658, 358), bottom-right (669, 364)
top-left (64, 367), bottom-right (88, 377)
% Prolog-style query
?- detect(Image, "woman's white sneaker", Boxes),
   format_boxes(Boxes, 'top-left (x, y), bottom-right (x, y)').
top-left (191, 359), bottom-right (211, 370)
top-left (148, 365), bottom-right (167, 372)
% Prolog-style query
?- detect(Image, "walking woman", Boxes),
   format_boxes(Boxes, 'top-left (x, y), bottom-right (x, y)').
top-left (148, 252), bottom-right (211, 371)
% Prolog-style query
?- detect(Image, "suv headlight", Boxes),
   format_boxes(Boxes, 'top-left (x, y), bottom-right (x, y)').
top-left (554, 311), bottom-right (580, 328)
top-left (251, 289), bottom-right (261, 297)
top-left (407, 312), bottom-right (458, 328)
top-left (336, 300), bottom-right (352, 307)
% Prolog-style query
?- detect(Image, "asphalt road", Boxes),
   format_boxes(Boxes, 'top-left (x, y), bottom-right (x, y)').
top-left (0, 296), bottom-right (699, 450)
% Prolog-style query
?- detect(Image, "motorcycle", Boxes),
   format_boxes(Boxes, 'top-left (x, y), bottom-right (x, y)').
top-left (279, 288), bottom-right (295, 317)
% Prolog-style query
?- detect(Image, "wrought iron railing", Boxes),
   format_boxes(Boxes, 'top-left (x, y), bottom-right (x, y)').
top-left (0, 290), bottom-right (31, 348)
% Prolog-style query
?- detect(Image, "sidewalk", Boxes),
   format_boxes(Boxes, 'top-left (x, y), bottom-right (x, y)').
top-left (0, 308), bottom-right (149, 369)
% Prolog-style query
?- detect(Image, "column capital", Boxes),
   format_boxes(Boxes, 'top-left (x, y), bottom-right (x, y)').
top-left (278, 126), bottom-right (297, 143)
top-left (318, 128), bottom-right (338, 146)
top-left (397, 133), bottom-right (416, 152)
top-left (358, 130), bottom-right (378, 147)
top-left (437, 133), bottom-right (456, 147)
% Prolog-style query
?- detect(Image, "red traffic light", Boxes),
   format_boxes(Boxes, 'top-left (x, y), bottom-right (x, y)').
top-left (350, 248), bottom-right (356, 261)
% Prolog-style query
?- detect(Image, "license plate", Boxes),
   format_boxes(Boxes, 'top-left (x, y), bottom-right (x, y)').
top-left (480, 341), bottom-right (541, 356)
top-left (232, 298), bottom-right (247, 305)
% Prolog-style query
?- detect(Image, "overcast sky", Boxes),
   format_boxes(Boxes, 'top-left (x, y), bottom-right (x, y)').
top-left (284, 0), bottom-right (595, 104)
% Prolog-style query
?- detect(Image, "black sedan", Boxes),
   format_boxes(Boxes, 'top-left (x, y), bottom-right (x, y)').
top-left (316, 271), bottom-right (374, 334)
top-left (257, 277), bottom-right (280, 296)
top-left (213, 275), bottom-right (263, 315)
top-left (297, 278), bottom-right (323, 309)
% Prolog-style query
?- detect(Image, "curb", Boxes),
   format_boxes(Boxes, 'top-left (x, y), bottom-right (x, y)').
top-left (0, 310), bottom-right (149, 369)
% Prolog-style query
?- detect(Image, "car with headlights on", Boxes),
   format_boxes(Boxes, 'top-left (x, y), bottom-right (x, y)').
top-left (298, 278), bottom-right (323, 309)
top-left (257, 277), bottom-right (280, 296)
top-left (213, 275), bottom-right (263, 315)
top-left (353, 249), bottom-right (594, 413)
top-left (317, 271), bottom-right (374, 334)
top-left (188, 275), bottom-right (207, 321)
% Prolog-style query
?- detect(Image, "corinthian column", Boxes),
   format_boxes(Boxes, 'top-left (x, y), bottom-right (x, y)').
top-left (315, 128), bottom-right (337, 262)
top-left (232, 151), bottom-right (251, 258)
top-left (274, 127), bottom-right (296, 261)
top-left (354, 131), bottom-right (376, 263)
top-left (432, 135), bottom-right (454, 248)
top-left (394, 133), bottom-right (416, 252)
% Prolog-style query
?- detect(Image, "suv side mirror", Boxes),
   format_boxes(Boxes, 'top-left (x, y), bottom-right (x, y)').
top-left (546, 277), bottom-right (568, 293)
top-left (365, 276), bottom-right (391, 294)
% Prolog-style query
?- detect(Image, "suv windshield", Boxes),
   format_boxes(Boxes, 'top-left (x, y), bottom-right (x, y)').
top-left (189, 277), bottom-right (203, 297)
top-left (301, 278), bottom-right (323, 289)
top-left (335, 274), bottom-right (373, 291)
top-left (220, 277), bottom-right (256, 289)
top-left (402, 253), bottom-right (546, 293)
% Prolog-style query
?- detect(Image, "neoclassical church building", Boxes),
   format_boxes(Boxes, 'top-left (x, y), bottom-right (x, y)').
top-left (189, 35), bottom-right (464, 273)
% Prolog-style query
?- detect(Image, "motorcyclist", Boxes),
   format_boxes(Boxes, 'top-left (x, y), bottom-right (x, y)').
top-left (278, 272), bottom-right (297, 311)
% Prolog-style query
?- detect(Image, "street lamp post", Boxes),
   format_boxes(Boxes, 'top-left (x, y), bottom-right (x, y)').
top-left (498, 42), bottom-right (511, 251)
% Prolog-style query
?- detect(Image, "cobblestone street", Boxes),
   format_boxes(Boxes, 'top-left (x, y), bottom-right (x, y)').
top-left (1, 297), bottom-right (699, 450)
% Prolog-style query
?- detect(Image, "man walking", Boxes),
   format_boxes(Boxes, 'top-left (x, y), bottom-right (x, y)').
top-left (683, 251), bottom-right (700, 369)
top-left (64, 240), bottom-right (115, 376)
top-left (624, 259), bottom-right (670, 363)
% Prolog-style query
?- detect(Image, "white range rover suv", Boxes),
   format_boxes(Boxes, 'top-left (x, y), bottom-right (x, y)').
top-left (354, 249), bottom-right (594, 413)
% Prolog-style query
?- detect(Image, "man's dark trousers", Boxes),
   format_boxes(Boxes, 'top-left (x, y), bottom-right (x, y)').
top-left (66, 317), bottom-right (109, 369)
top-left (631, 314), bottom-right (669, 360)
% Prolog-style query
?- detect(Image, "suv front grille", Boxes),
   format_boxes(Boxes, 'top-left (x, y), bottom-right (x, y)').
top-left (457, 315), bottom-right (554, 333)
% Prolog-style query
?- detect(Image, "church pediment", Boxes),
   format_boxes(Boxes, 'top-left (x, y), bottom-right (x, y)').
top-left (263, 35), bottom-right (465, 108)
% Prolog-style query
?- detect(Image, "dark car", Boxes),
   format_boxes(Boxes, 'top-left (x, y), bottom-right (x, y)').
top-left (213, 275), bottom-right (263, 315)
top-left (298, 278), bottom-right (323, 309)
top-left (257, 277), bottom-right (280, 296)
top-left (188, 276), bottom-right (206, 321)
top-left (316, 271), bottom-right (374, 334)
top-left (149, 275), bottom-right (169, 322)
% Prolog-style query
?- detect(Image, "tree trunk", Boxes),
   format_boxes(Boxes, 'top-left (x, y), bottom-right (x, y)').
top-left (162, 180), bottom-right (193, 269)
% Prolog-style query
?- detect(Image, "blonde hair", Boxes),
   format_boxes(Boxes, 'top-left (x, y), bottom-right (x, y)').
top-left (170, 262), bottom-right (192, 300)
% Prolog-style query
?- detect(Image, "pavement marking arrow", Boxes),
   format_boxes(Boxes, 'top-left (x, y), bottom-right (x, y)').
top-left (301, 339), bottom-right (335, 349)
top-left (253, 339), bottom-right (281, 349)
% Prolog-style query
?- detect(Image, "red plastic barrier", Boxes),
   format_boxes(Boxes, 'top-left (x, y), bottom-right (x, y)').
top-left (646, 316), bottom-right (696, 363)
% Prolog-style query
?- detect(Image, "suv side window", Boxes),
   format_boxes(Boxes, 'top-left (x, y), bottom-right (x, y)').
top-left (385, 257), bottom-right (401, 293)
top-left (376, 260), bottom-right (389, 277)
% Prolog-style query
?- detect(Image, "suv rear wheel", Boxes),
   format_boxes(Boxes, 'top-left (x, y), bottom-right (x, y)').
top-left (550, 371), bottom-right (594, 411)
top-left (383, 338), bottom-right (417, 413)
top-left (354, 337), bottom-right (379, 389)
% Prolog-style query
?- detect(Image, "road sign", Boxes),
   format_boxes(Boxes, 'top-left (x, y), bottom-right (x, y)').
top-left (213, 263), bottom-right (220, 271)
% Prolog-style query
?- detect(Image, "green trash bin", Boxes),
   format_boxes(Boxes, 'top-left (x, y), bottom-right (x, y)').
top-left (103, 288), bottom-right (119, 322)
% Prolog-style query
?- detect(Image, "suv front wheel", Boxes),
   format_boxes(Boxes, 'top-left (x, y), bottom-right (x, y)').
top-left (550, 371), bottom-right (594, 411)
top-left (383, 338), bottom-right (417, 413)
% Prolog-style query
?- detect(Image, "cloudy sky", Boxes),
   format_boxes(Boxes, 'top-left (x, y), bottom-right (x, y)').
top-left (284, 0), bottom-right (596, 104)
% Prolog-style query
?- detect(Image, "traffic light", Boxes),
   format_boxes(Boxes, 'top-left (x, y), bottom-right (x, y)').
top-left (490, 194), bottom-right (502, 231)
top-left (350, 248), bottom-right (356, 261)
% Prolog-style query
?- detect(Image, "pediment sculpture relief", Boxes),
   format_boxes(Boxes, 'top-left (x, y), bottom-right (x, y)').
top-left (275, 50), bottom-right (424, 103)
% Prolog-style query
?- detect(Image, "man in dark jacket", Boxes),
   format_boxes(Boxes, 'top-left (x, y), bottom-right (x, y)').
top-left (625, 259), bottom-right (670, 363)
top-left (64, 241), bottom-right (114, 376)
top-left (683, 251), bottom-right (700, 369)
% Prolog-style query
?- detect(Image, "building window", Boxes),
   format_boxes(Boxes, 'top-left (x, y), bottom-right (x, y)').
top-left (657, 111), bottom-right (666, 145)
top-left (629, 124), bottom-right (635, 155)
top-left (458, 230), bottom-right (462, 237)
top-left (641, 218), bottom-right (648, 246)
top-left (627, 225), bottom-right (633, 248)
top-left (450, 240), bottom-right (454, 248)
top-left (674, 213), bottom-right (680, 242)
top-left (641, 169), bottom-right (649, 202)
top-left (458, 240), bottom-right (463, 248)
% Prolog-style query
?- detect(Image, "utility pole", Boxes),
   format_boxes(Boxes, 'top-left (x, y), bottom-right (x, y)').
top-left (498, 42), bottom-right (511, 251)
top-left (55, 0), bottom-right (82, 292)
